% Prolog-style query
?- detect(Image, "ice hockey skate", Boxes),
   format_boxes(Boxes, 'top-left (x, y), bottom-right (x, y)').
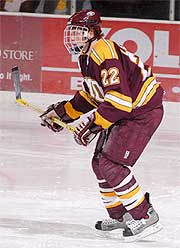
top-left (122, 205), bottom-right (163, 242)
top-left (95, 212), bottom-right (131, 231)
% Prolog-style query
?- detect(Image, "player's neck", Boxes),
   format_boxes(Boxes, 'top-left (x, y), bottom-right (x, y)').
top-left (81, 39), bottom-right (99, 55)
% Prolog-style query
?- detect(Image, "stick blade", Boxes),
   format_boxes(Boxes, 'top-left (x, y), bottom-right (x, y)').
top-left (12, 66), bottom-right (22, 99)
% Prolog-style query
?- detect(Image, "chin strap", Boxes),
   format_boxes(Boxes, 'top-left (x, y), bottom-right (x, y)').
top-left (82, 33), bottom-right (101, 54)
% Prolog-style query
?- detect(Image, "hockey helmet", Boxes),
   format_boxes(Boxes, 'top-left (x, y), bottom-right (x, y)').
top-left (64, 10), bottom-right (102, 55)
top-left (68, 9), bottom-right (101, 29)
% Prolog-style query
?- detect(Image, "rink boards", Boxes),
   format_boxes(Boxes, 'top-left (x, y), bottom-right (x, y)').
top-left (0, 12), bottom-right (179, 102)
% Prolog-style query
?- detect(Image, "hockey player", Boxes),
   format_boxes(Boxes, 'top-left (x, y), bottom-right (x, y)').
top-left (40, 9), bottom-right (164, 241)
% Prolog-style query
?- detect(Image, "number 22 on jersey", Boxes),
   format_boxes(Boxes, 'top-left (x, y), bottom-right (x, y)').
top-left (101, 67), bottom-right (120, 87)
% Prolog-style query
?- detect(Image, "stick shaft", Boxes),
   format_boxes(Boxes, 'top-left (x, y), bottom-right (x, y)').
top-left (16, 98), bottom-right (75, 132)
top-left (12, 66), bottom-right (22, 99)
top-left (12, 67), bottom-right (75, 132)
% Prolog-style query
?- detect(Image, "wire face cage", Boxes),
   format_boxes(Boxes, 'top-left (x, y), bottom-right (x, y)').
top-left (64, 25), bottom-right (89, 55)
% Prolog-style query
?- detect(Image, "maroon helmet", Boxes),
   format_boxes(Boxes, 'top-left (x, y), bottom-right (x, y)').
top-left (67, 9), bottom-right (101, 29)
top-left (64, 10), bottom-right (102, 55)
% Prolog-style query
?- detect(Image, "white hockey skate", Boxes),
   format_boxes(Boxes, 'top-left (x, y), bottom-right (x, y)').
top-left (95, 212), bottom-right (131, 231)
top-left (123, 205), bottom-right (163, 242)
top-left (95, 192), bottom-right (162, 242)
top-left (95, 192), bottom-right (149, 232)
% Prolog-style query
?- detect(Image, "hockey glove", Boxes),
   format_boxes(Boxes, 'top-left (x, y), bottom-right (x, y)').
top-left (40, 101), bottom-right (73, 132)
top-left (74, 113), bottom-right (102, 146)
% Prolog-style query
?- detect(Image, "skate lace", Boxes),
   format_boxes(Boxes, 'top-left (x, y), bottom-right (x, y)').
top-left (126, 218), bottom-right (145, 231)
top-left (102, 218), bottom-right (119, 225)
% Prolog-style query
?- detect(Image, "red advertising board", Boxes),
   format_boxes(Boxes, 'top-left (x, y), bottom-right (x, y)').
top-left (0, 13), bottom-right (179, 102)
top-left (0, 14), bottom-right (42, 92)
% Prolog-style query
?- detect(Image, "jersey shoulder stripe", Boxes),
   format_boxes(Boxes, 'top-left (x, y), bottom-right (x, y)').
top-left (90, 38), bottom-right (118, 65)
top-left (132, 76), bottom-right (160, 108)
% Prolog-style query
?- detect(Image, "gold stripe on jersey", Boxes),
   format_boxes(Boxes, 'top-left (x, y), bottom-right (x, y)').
top-left (104, 90), bottom-right (132, 113)
top-left (94, 111), bottom-right (113, 129)
top-left (64, 102), bottom-right (83, 119)
top-left (103, 39), bottom-right (119, 60)
top-left (133, 76), bottom-right (159, 108)
top-left (91, 49), bottom-right (103, 65)
top-left (142, 83), bottom-right (160, 106)
top-left (90, 39), bottom-right (118, 65)
top-left (79, 90), bottom-right (98, 108)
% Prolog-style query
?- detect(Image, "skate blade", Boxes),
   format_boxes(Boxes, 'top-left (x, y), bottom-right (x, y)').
top-left (123, 222), bottom-right (163, 243)
top-left (95, 229), bottom-right (124, 240)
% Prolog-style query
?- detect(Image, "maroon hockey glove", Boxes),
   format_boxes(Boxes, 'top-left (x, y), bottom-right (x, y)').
top-left (40, 101), bottom-right (73, 132)
top-left (74, 113), bottom-right (102, 146)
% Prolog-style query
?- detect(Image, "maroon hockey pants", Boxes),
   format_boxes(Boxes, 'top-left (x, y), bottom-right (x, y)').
top-left (92, 106), bottom-right (164, 219)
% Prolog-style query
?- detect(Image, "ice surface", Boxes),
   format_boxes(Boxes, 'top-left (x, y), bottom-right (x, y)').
top-left (0, 91), bottom-right (180, 248)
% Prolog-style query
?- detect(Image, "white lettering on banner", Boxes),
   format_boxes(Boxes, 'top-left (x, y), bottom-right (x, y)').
top-left (102, 27), bottom-right (112, 38)
top-left (0, 73), bottom-right (5, 79)
top-left (19, 73), bottom-right (32, 81)
top-left (172, 87), bottom-right (180, 93)
top-left (71, 77), bottom-right (83, 90)
top-left (0, 72), bottom-right (32, 81)
top-left (0, 49), bottom-right (34, 61)
top-left (110, 28), bottom-right (152, 62)
top-left (154, 31), bottom-right (179, 68)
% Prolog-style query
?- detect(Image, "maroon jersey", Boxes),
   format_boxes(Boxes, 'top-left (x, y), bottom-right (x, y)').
top-left (64, 38), bottom-right (163, 129)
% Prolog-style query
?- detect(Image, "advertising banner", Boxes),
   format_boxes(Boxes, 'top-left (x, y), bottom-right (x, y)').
top-left (0, 15), bottom-right (42, 92)
top-left (0, 13), bottom-right (179, 102)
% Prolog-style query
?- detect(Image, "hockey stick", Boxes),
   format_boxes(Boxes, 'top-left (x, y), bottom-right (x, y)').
top-left (11, 66), bottom-right (75, 132)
